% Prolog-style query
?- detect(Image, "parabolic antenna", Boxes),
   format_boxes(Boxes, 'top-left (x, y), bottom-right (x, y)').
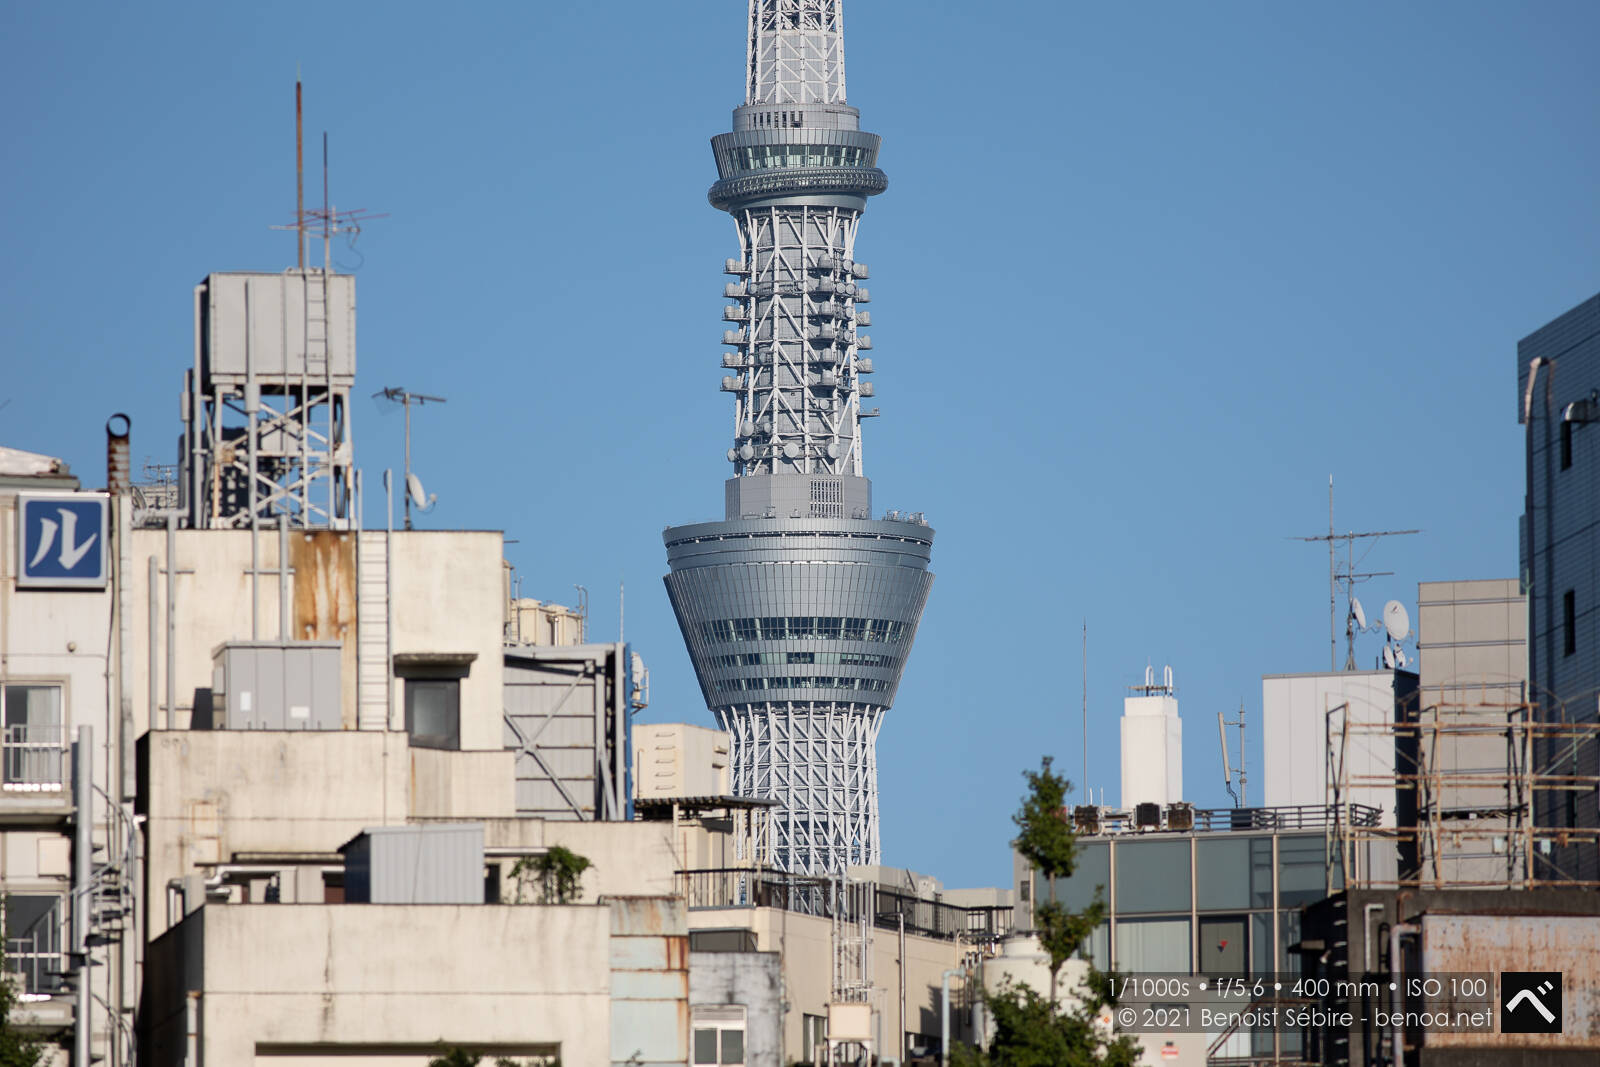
top-left (406, 473), bottom-right (436, 511)
top-left (1351, 596), bottom-right (1367, 631)
top-left (1383, 600), bottom-right (1410, 642)
top-left (1382, 644), bottom-right (1396, 669)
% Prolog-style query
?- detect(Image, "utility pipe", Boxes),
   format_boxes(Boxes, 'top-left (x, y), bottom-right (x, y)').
top-left (164, 515), bottom-right (176, 729)
top-left (148, 556), bottom-right (159, 731)
top-left (73, 727), bottom-right (92, 1067)
top-left (1390, 922), bottom-right (1418, 1066)
top-left (898, 913), bottom-right (907, 1064)
top-left (940, 967), bottom-right (963, 1065)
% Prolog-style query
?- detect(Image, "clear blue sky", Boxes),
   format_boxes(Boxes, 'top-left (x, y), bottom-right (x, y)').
top-left (5, 2), bottom-right (1597, 888)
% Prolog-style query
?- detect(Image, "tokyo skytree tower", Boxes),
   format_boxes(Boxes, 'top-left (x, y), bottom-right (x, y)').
top-left (663, 0), bottom-right (934, 875)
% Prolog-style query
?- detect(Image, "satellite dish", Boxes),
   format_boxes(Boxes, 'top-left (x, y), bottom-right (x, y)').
top-left (1382, 644), bottom-right (1396, 669)
top-left (1383, 600), bottom-right (1410, 642)
top-left (1395, 648), bottom-right (1408, 668)
top-left (406, 472), bottom-right (436, 512)
top-left (1351, 596), bottom-right (1367, 631)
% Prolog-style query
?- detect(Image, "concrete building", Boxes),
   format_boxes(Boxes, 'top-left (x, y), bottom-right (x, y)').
top-left (662, 0), bottom-right (935, 876)
top-left (142, 887), bottom-right (694, 1066)
top-left (1011, 802), bottom-right (1394, 1063)
top-left (1416, 579), bottom-right (1531, 886)
top-left (634, 723), bottom-right (732, 799)
top-left (1518, 290), bottom-right (1600, 882)
top-left (2, 442), bottom-right (134, 1065)
top-left (1261, 668), bottom-right (1420, 827)
top-left (1120, 664), bottom-right (1183, 810)
top-left (1298, 887), bottom-right (1600, 1065)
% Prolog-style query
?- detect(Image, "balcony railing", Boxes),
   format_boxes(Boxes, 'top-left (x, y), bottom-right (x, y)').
top-left (678, 867), bottom-right (1013, 942)
top-left (2, 724), bottom-right (67, 792)
top-left (1075, 802), bottom-right (1381, 837)
top-left (4, 897), bottom-right (65, 996)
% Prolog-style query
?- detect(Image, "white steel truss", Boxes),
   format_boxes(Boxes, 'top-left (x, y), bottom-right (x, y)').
top-left (717, 702), bottom-right (884, 875)
top-left (747, 0), bottom-right (846, 105)
top-left (722, 205), bottom-right (871, 477)
top-left (191, 383), bottom-right (352, 528)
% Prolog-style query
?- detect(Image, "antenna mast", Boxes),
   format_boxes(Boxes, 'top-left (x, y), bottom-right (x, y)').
top-left (1081, 620), bottom-right (1088, 805)
top-left (1293, 476), bottom-right (1419, 670)
top-left (1219, 703), bottom-right (1247, 807)
top-left (296, 74), bottom-right (305, 271)
top-left (373, 387), bottom-right (446, 530)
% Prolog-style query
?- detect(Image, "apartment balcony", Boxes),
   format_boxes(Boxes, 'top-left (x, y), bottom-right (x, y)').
top-left (0, 725), bottom-right (71, 823)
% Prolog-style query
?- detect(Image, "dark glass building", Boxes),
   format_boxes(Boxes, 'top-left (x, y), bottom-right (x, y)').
top-left (1517, 290), bottom-right (1600, 882)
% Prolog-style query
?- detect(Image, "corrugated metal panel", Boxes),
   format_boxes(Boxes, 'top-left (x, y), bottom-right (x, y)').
top-left (1423, 914), bottom-right (1600, 1049)
top-left (341, 824), bottom-right (483, 904)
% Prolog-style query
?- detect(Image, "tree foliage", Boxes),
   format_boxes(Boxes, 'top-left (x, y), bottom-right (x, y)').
top-left (0, 946), bottom-right (47, 1067)
top-left (427, 1045), bottom-right (560, 1067)
top-left (953, 757), bottom-right (1139, 1066)
top-left (509, 846), bottom-right (592, 905)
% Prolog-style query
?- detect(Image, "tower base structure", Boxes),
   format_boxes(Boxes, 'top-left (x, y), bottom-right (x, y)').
top-left (717, 704), bottom-right (884, 873)
top-left (664, 504), bottom-right (933, 876)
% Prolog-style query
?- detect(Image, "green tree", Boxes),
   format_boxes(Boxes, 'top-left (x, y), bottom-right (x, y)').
top-left (509, 846), bottom-right (592, 905)
top-left (427, 1046), bottom-right (560, 1067)
top-left (954, 757), bottom-right (1139, 1067)
top-left (0, 946), bottom-right (47, 1067)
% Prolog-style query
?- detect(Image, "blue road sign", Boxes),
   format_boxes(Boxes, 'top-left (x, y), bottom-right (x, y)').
top-left (18, 493), bottom-right (109, 589)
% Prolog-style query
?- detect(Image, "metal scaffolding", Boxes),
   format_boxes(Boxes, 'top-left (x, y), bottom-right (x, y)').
top-left (1330, 698), bottom-right (1600, 889)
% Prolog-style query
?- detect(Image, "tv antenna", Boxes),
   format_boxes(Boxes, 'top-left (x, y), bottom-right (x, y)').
top-left (1218, 703), bottom-right (1247, 808)
top-left (271, 75), bottom-right (387, 273)
top-left (1293, 476), bottom-right (1419, 670)
top-left (372, 387), bottom-right (446, 529)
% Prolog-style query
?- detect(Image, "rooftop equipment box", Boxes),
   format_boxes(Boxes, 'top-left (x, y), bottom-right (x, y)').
top-left (210, 641), bottom-right (342, 730)
top-left (199, 271), bottom-right (356, 385)
top-left (341, 824), bottom-right (485, 904)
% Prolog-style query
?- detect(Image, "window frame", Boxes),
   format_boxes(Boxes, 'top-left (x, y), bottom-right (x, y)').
top-left (0, 680), bottom-right (67, 791)
top-left (393, 653), bottom-right (475, 751)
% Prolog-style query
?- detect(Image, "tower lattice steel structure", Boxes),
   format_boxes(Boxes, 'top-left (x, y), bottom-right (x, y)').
top-left (664, 0), bottom-right (934, 876)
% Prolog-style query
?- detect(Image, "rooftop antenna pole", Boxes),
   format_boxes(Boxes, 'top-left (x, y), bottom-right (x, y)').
top-left (322, 131), bottom-right (332, 273)
top-left (1219, 703), bottom-right (1247, 807)
top-left (1082, 620), bottom-right (1088, 806)
top-left (296, 72), bottom-right (305, 271)
top-left (1293, 477), bottom-right (1419, 671)
top-left (373, 387), bottom-right (447, 530)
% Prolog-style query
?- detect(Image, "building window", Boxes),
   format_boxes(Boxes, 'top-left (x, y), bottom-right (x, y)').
top-left (692, 1005), bottom-right (747, 1065)
top-left (3, 895), bottom-right (65, 995)
top-left (394, 653), bottom-right (476, 751)
top-left (1564, 590), bottom-right (1576, 657)
top-left (1, 683), bottom-right (65, 790)
top-left (405, 680), bottom-right (459, 750)
top-left (1114, 839), bottom-right (1190, 913)
top-left (803, 1014), bottom-right (827, 1061)
top-left (1278, 834), bottom-right (1340, 907)
top-left (1115, 917), bottom-right (1191, 972)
